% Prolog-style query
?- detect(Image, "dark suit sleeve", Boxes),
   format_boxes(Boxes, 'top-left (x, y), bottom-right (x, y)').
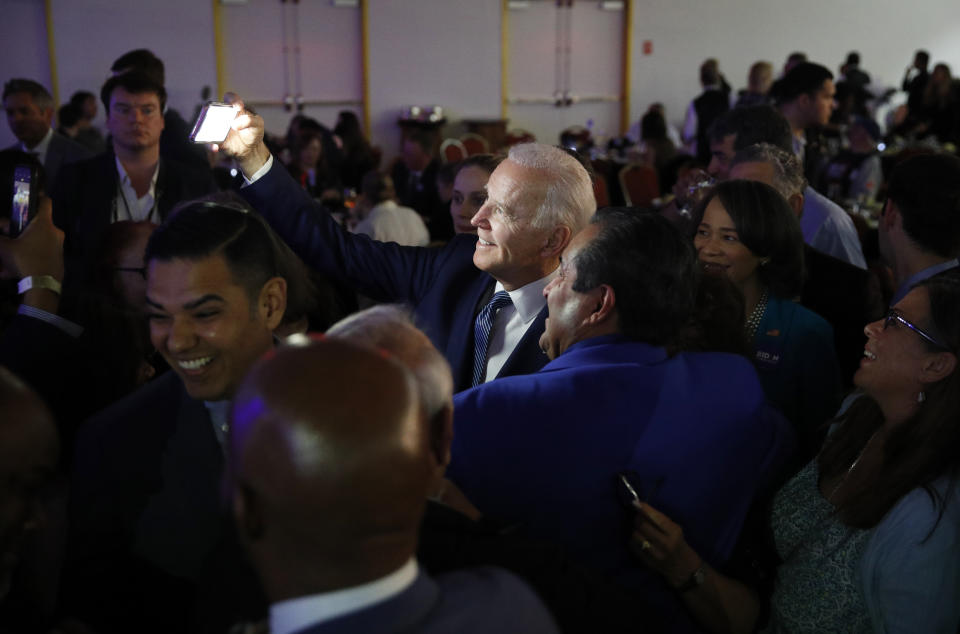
top-left (241, 158), bottom-right (454, 303)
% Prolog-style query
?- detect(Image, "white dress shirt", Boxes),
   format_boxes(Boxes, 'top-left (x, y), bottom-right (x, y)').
top-left (270, 559), bottom-right (418, 634)
top-left (114, 156), bottom-right (160, 222)
top-left (20, 127), bottom-right (53, 164)
top-left (352, 200), bottom-right (430, 247)
top-left (482, 269), bottom-right (557, 384)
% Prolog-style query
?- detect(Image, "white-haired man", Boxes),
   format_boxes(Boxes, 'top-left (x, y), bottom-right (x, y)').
top-left (221, 98), bottom-right (596, 391)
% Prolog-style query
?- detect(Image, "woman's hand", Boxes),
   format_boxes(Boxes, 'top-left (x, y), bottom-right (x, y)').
top-left (631, 501), bottom-right (704, 588)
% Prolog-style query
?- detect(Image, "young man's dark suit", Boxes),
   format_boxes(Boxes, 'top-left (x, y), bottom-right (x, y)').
top-left (52, 151), bottom-right (216, 264)
top-left (241, 161), bottom-right (548, 392)
top-left (63, 371), bottom-right (265, 633)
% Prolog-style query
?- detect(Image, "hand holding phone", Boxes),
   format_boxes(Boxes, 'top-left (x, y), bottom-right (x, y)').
top-left (9, 164), bottom-right (38, 238)
top-left (189, 102), bottom-right (241, 144)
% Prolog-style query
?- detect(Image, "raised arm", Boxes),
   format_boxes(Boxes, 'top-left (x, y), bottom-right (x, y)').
top-left (216, 95), bottom-right (456, 304)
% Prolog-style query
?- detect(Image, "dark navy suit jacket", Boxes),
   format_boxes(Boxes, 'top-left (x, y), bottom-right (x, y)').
top-left (52, 151), bottom-right (216, 265)
top-left (64, 372), bottom-right (265, 633)
top-left (291, 568), bottom-right (558, 634)
top-left (448, 335), bottom-right (795, 630)
top-left (241, 160), bottom-right (549, 391)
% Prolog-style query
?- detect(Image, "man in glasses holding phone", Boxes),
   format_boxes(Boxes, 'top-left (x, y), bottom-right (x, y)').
top-left (879, 153), bottom-right (960, 305)
top-left (52, 72), bottom-right (214, 270)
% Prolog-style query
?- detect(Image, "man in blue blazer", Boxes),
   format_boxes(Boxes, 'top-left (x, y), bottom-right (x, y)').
top-left (447, 210), bottom-right (795, 631)
top-left (222, 97), bottom-right (596, 391)
top-left (230, 338), bottom-right (558, 634)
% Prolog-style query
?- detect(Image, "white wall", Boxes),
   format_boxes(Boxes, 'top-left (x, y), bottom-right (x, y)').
top-left (366, 0), bottom-right (502, 156)
top-left (3, 0), bottom-right (960, 156)
top-left (0, 0), bottom-right (51, 148)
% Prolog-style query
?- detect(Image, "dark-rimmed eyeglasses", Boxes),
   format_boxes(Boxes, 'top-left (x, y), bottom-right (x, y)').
top-left (114, 266), bottom-right (146, 279)
top-left (883, 309), bottom-right (949, 350)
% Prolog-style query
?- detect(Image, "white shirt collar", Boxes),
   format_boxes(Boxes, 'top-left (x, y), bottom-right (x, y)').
top-left (115, 154), bottom-right (160, 197)
top-left (22, 127), bottom-right (54, 161)
top-left (270, 559), bottom-right (418, 634)
top-left (495, 267), bottom-right (558, 324)
top-left (202, 400), bottom-right (232, 449)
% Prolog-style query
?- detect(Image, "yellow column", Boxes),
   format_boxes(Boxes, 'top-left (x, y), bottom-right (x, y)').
top-left (361, 0), bottom-right (371, 137)
top-left (44, 0), bottom-right (60, 107)
top-left (620, 0), bottom-right (633, 134)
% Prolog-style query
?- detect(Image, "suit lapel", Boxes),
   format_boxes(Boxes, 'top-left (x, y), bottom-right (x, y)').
top-left (132, 386), bottom-right (226, 580)
top-left (495, 304), bottom-right (549, 380)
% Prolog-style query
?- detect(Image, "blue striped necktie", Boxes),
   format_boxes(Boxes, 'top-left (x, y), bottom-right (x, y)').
top-left (472, 290), bottom-right (512, 386)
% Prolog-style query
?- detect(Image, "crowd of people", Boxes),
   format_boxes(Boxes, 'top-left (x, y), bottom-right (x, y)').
top-left (1, 45), bottom-right (959, 634)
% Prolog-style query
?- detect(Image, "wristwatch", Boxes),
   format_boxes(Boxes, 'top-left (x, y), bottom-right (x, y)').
top-left (676, 562), bottom-right (706, 593)
top-left (17, 275), bottom-right (62, 296)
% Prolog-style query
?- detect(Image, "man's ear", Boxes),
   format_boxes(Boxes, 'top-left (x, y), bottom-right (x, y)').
top-left (429, 402), bottom-right (455, 474)
top-left (233, 482), bottom-right (265, 542)
top-left (583, 284), bottom-right (616, 326)
top-left (541, 225), bottom-right (572, 259)
top-left (259, 276), bottom-right (287, 330)
top-left (42, 107), bottom-right (54, 127)
top-left (788, 192), bottom-right (804, 218)
top-left (920, 351), bottom-right (957, 386)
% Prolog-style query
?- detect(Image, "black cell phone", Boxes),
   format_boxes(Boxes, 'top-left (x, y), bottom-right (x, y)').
top-left (9, 164), bottom-right (38, 238)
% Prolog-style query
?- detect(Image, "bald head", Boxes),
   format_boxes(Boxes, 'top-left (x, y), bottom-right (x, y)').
top-left (0, 367), bottom-right (58, 599)
top-left (229, 340), bottom-right (432, 599)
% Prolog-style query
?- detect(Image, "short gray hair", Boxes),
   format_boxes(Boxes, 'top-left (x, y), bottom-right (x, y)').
top-left (730, 142), bottom-right (806, 199)
top-left (507, 143), bottom-right (595, 234)
top-left (326, 305), bottom-right (452, 421)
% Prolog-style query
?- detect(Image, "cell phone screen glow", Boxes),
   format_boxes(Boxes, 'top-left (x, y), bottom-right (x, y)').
top-left (12, 166), bottom-right (32, 233)
top-left (190, 102), bottom-right (239, 144)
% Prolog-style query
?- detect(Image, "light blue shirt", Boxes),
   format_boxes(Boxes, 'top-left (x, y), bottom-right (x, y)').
top-left (802, 186), bottom-right (867, 270)
top-left (890, 259), bottom-right (959, 305)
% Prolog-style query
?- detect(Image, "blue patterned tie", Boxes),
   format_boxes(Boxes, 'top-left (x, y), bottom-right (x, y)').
top-left (472, 290), bottom-right (512, 386)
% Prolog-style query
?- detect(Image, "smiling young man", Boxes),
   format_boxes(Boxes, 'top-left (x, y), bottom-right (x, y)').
top-left (447, 209), bottom-right (794, 629)
top-left (63, 198), bottom-right (286, 632)
top-left (221, 96), bottom-right (595, 391)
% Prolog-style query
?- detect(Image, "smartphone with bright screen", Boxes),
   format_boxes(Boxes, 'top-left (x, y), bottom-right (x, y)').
top-left (189, 102), bottom-right (239, 144)
top-left (10, 165), bottom-right (35, 237)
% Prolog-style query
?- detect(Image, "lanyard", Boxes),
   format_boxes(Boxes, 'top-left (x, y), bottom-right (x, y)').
top-left (116, 180), bottom-right (157, 223)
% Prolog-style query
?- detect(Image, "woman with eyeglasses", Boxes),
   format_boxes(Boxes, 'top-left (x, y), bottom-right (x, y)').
top-left (631, 273), bottom-right (960, 633)
top-left (691, 179), bottom-right (841, 463)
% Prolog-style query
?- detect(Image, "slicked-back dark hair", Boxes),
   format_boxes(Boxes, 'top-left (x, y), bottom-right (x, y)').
top-left (145, 194), bottom-right (285, 306)
top-left (111, 49), bottom-right (165, 86)
top-left (887, 153), bottom-right (960, 258)
top-left (100, 72), bottom-right (167, 114)
top-left (572, 208), bottom-right (698, 347)
top-left (693, 179), bottom-right (805, 299)
top-left (771, 62), bottom-right (833, 104)
top-left (709, 105), bottom-right (793, 153)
